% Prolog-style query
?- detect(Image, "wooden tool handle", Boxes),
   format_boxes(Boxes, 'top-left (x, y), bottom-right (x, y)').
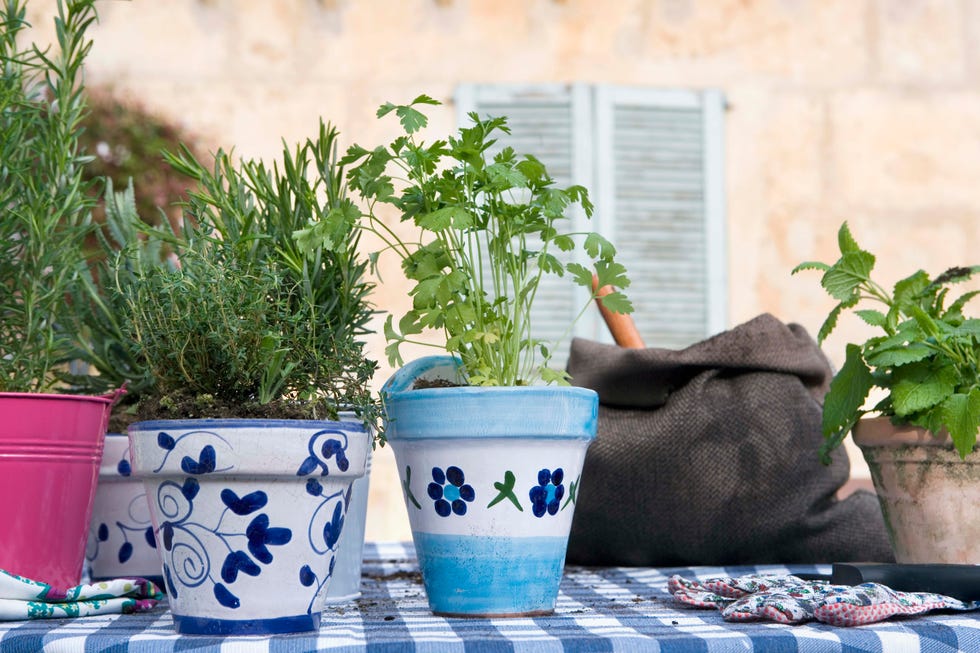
top-left (592, 275), bottom-right (645, 349)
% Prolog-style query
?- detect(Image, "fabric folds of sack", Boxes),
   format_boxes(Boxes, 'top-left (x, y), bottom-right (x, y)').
top-left (566, 313), bottom-right (894, 567)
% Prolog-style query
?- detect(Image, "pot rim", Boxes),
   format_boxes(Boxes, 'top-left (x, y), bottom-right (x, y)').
top-left (852, 416), bottom-right (953, 448)
top-left (130, 417), bottom-right (370, 433)
top-left (383, 384), bottom-right (597, 442)
top-left (0, 391), bottom-right (114, 405)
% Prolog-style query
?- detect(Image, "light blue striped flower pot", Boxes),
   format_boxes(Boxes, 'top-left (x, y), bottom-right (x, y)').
top-left (383, 356), bottom-right (597, 617)
top-left (129, 418), bottom-right (370, 635)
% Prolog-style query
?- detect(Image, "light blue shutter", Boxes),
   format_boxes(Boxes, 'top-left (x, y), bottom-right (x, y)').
top-left (594, 86), bottom-right (726, 349)
top-left (455, 84), bottom-right (726, 361)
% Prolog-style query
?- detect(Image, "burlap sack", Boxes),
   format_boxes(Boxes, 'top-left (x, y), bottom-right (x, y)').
top-left (566, 313), bottom-right (894, 566)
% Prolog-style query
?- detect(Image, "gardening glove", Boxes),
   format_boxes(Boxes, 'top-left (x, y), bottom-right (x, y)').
top-left (0, 570), bottom-right (162, 620)
top-left (668, 573), bottom-right (980, 627)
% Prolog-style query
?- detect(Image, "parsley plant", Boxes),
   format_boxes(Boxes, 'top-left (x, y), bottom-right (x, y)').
top-left (312, 95), bottom-right (633, 386)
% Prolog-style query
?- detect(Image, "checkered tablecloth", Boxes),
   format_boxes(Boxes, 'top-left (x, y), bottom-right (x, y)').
top-left (2, 542), bottom-right (979, 652)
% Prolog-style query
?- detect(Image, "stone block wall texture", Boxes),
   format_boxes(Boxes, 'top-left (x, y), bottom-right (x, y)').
top-left (22, 0), bottom-right (980, 541)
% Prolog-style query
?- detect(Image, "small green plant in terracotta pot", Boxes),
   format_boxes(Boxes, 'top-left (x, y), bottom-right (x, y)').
top-left (0, 0), bottom-right (119, 589)
top-left (794, 222), bottom-right (980, 563)
top-left (300, 95), bottom-right (633, 616)
top-left (106, 124), bottom-right (381, 634)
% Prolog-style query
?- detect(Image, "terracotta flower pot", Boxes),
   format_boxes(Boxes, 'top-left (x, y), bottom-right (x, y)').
top-left (853, 416), bottom-right (980, 564)
top-left (383, 356), bottom-right (597, 617)
top-left (0, 392), bottom-right (114, 589)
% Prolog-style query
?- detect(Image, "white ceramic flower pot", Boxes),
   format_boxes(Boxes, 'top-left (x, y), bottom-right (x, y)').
top-left (854, 417), bottom-right (980, 564)
top-left (129, 418), bottom-right (370, 635)
top-left (323, 448), bottom-right (371, 604)
top-left (383, 356), bottom-right (597, 617)
top-left (86, 433), bottom-right (162, 585)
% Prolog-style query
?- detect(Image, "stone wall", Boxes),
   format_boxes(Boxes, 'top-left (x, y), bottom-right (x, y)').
top-left (23, 0), bottom-right (980, 541)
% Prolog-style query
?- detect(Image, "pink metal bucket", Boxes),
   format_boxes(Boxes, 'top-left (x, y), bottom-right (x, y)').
top-left (0, 392), bottom-right (114, 589)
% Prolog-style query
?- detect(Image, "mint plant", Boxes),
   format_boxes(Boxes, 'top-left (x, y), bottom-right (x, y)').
top-left (794, 222), bottom-right (980, 461)
top-left (299, 95), bottom-right (632, 386)
top-left (0, 0), bottom-right (99, 392)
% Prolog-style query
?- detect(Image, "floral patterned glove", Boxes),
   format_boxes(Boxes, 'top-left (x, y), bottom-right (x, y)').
top-left (0, 569), bottom-right (162, 620)
top-left (668, 574), bottom-right (980, 626)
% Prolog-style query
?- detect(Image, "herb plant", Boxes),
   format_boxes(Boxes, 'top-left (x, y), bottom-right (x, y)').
top-left (301, 95), bottom-right (632, 386)
top-left (65, 180), bottom-right (161, 429)
top-left (794, 222), bottom-right (980, 461)
top-left (0, 0), bottom-right (98, 392)
top-left (107, 122), bottom-right (380, 426)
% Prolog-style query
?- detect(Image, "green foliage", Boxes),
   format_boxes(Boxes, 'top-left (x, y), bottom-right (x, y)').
top-left (66, 180), bottom-right (159, 393)
top-left (106, 122), bottom-right (380, 426)
top-left (0, 0), bottom-right (99, 392)
top-left (793, 223), bottom-right (980, 461)
top-left (316, 95), bottom-right (633, 386)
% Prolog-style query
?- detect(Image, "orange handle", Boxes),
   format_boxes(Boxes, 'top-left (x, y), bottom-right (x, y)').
top-left (592, 274), bottom-right (645, 349)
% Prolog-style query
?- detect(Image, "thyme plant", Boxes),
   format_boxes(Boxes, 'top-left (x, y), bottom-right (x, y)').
top-left (300, 95), bottom-right (633, 386)
top-left (794, 222), bottom-right (980, 461)
top-left (0, 0), bottom-right (98, 392)
top-left (108, 123), bottom-right (380, 425)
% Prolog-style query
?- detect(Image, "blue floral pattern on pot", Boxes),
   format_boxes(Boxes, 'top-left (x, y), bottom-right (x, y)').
top-left (89, 519), bottom-right (156, 566)
top-left (428, 466), bottom-right (475, 517)
top-left (297, 475), bottom-right (351, 612)
top-left (382, 355), bottom-right (598, 618)
top-left (129, 419), bottom-right (370, 635)
top-left (86, 435), bottom-right (162, 584)
top-left (530, 468), bottom-right (565, 518)
top-left (156, 478), bottom-right (291, 609)
top-left (296, 429), bottom-right (351, 477)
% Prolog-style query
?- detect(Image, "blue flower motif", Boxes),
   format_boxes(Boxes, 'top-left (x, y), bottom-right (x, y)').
top-left (296, 430), bottom-right (350, 477)
top-left (530, 468), bottom-right (565, 518)
top-left (246, 513), bottom-right (292, 564)
top-left (427, 466), bottom-right (475, 517)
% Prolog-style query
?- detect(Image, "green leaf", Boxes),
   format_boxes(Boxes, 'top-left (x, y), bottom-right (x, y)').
top-left (940, 390), bottom-right (980, 459)
top-left (891, 362), bottom-right (958, 417)
top-left (410, 277), bottom-right (441, 309)
top-left (552, 235), bottom-right (574, 252)
top-left (339, 144), bottom-right (370, 166)
top-left (539, 366), bottom-right (571, 385)
top-left (584, 233), bottom-right (616, 260)
top-left (821, 251), bottom-right (875, 302)
top-left (864, 342), bottom-right (933, 367)
top-left (837, 222), bottom-right (861, 254)
top-left (947, 290), bottom-right (980, 318)
top-left (907, 304), bottom-right (941, 338)
top-left (893, 270), bottom-right (930, 307)
top-left (566, 263), bottom-right (595, 288)
top-left (599, 291), bottom-right (633, 315)
top-left (417, 207), bottom-right (472, 232)
top-left (537, 253), bottom-right (564, 275)
top-left (383, 316), bottom-right (405, 367)
top-left (394, 310), bottom-right (422, 336)
top-left (377, 99), bottom-right (437, 134)
top-left (817, 303), bottom-right (843, 344)
top-left (594, 260), bottom-right (630, 290)
top-left (822, 344), bottom-right (874, 437)
top-left (396, 105), bottom-right (429, 134)
top-left (791, 261), bottom-right (831, 275)
top-left (855, 309), bottom-right (887, 328)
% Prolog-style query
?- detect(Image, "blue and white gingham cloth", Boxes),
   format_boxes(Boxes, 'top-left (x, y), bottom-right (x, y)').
top-left (1, 542), bottom-right (979, 652)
